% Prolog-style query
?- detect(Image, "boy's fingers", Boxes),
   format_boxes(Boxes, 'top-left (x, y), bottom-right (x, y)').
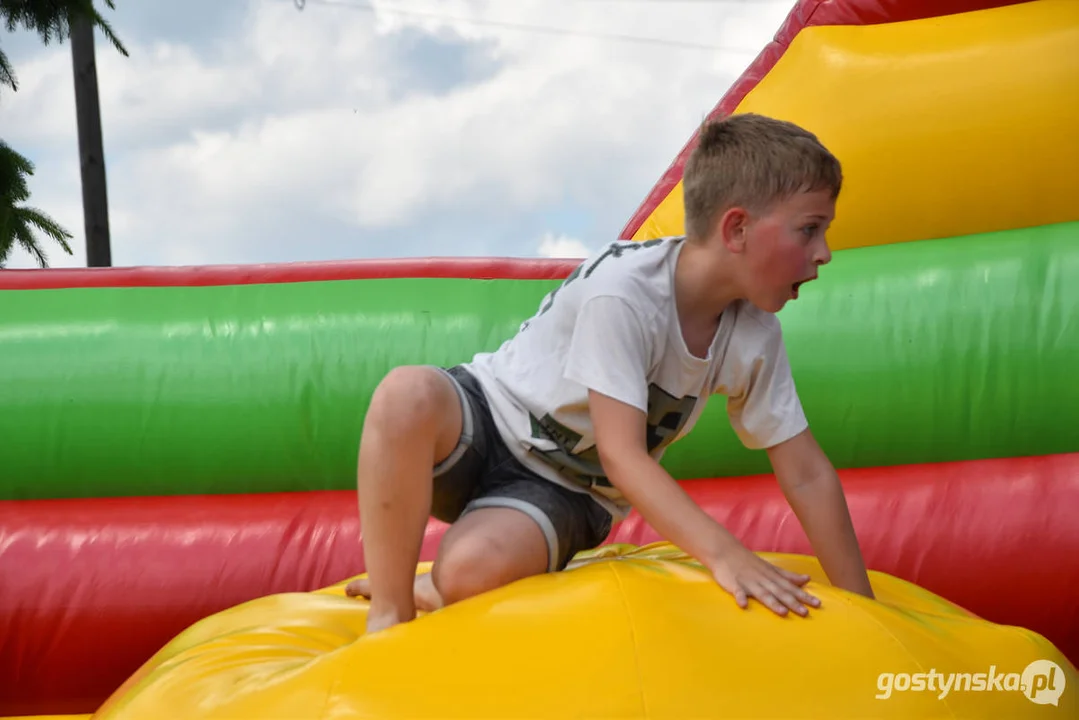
top-left (747, 579), bottom-right (789, 616)
top-left (772, 569), bottom-right (820, 604)
top-left (796, 587), bottom-right (821, 607)
top-left (777, 567), bottom-right (812, 585)
top-left (777, 590), bottom-right (808, 616)
top-left (780, 579), bottom-right (819, 611)
top-left (761, 578), bottom-right (808, 616)
top-left (753, 590), bottom-right (785, 615)
top-left (769, 568), bottom-right (819, 607)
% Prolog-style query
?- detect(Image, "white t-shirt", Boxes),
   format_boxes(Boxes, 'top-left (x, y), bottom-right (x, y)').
top-left (464, 237), bottom-right (808, 519)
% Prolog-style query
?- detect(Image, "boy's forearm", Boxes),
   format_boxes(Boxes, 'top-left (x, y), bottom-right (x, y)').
top-left (767, 430), bottom-right (874, 598)
top-left (781, 470), bottom-right (874, 598)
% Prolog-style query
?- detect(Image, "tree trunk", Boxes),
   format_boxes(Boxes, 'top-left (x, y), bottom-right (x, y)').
top-left (71, 14), bottom-right (112, 267)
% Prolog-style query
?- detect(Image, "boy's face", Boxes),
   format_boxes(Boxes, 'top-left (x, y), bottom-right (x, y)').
top-left (732, 188), bottom-right (835, 313)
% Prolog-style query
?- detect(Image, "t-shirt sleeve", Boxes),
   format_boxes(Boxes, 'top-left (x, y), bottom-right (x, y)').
top-left (724, 323), bottom-right (808, 450)
top-left (562, 295), bottom-right (651, 413)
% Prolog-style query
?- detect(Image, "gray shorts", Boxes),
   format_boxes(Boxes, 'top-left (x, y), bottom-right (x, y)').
top-left (430, 365), bottom-right (613, 572)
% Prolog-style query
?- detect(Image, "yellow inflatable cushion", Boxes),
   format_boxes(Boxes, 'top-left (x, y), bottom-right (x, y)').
top-left (90, 543), bottom-right (1075, 719)
top-left (632, 0), bottom-right (1079, 250)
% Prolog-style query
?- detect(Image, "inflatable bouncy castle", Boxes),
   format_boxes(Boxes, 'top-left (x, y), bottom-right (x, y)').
top-left (1, 0), bottom-right (1077, 717)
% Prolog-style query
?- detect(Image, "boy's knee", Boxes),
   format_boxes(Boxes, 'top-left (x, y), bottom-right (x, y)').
top-left (432, 530), bottom-right (546, 606)
top-left (367, 366), bottom-right (454, 436)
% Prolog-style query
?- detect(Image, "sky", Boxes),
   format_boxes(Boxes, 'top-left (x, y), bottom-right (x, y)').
top-left (2, 0), bottom-right (797, 269)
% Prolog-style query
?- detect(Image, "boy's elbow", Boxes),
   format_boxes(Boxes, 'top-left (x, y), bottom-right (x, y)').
top-left (595, 434), bottom-right (657, 502)
top-left (596, 441), bottom-right (639, 478)
top-left (767, 428), bottom-right (836, 491)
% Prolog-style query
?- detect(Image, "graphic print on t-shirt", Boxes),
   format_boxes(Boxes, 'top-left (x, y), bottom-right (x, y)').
top-left (521, 237), bottom-right (666, 333)
top-left (526, 382), bottom-right (698, 491)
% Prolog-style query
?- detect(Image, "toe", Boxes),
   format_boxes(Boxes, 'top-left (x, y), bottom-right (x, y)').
top-left (345, 578), bottom-right (371, 598)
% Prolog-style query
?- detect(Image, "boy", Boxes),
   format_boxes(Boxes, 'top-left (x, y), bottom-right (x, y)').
top-left (346, 113), bottom-right (875, 634)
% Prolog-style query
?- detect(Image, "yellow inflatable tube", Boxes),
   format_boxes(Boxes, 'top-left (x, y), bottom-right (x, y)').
top-left (633, 0), bottom-right (1079, 249)
top-left (89, 543), bottom-right (1075, 719)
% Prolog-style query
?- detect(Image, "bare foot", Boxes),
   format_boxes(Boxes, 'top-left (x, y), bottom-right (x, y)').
top-left (346, 572), bottom-right (444, 613)
top-left (344, 576), bottom-right (372, 599)
top-left (364, 605), bottom-right (414, 635)
top-left (362, 604), bottom-right (412, 634)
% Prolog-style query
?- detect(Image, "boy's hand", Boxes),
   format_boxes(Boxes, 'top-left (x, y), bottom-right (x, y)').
top-left (707, 542), bottom-right (821, 617)
top-left (588, 389), bottom-right (826, 619)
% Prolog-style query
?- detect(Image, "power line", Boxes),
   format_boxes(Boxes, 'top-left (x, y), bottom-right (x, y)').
top-left (287, 0), bottom-right (760, 53)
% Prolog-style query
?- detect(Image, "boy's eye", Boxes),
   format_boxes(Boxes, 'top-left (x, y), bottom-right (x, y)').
top-left (802, 224), bottom-right (818, 237)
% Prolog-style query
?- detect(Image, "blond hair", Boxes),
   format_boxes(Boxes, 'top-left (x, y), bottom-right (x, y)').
top-left (682, 113), bottom-right (842, 241)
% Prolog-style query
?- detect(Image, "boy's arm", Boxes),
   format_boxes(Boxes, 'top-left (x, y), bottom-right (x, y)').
top-left (590, 389), bottom-right (822, 618)
top-left (766, 427), bottom-right (875, 598)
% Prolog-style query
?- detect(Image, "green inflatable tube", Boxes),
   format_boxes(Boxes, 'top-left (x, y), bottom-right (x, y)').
top-left (1, 221), bottom-right (1076, 500)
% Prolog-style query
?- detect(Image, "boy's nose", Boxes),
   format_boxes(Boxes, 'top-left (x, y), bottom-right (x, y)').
top-left (814, 239), bottom-right (832, 266)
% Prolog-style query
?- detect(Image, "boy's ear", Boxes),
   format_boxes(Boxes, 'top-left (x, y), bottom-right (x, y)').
top-left (717, 207), bottom-right (750, 253)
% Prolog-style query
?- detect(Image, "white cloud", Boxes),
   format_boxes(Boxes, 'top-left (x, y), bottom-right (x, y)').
top-left (2, 0), bottom-right (797, 268)
top-left (536, 232), bottom-right (590, 259)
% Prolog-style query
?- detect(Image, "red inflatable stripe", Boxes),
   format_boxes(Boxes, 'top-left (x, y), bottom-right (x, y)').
top-left (1, 451), bottom-right (1076, 714)
top-left (0, 257), bottom-right (582, 290)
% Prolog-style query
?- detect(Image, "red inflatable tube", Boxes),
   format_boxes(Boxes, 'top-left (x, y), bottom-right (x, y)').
top-left (2, 452), bottom-right (1077, 715)
top-left (0, 256), bottom-right (582, 290)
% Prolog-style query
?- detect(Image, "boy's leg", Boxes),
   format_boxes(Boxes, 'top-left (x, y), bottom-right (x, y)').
top-left (420, 479), bottom-right (612, 612)
top-left (346, 509), bottom-right (549, 613)
top-left (430, 505), bottom-right (550, 606)
top-left (353, 365), bottom-right (468, 633)
top-left (352, 364), bottom-right (555, 634)
top-left (350, 364), bottom-right (610, 631)
top-left (358, 483), bottom-right (604, 616)
top-left (420, 366), bottom-right (614, 606)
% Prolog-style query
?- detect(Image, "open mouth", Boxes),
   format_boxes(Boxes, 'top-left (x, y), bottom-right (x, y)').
top-left (791, 277), bottom-right (814, 298)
